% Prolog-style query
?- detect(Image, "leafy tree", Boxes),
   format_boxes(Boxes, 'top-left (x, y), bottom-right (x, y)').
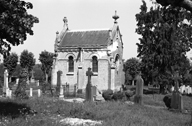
top-left (156, 0), bottom-right (192, 12)
top-left (3, 52), bottom-right (18, 81)
top-left (33, 64), bottom-right (44, 82)
top-left (136, 1), bottom-right (192, 93)
top-left (39, 50), bottom-right (54, 83)
top-left (20, 50), bottom-right (35, 72)
top-left (0, 0), bottom-right (39, 57)
top-left (123, 58), bottom-right (141, 85)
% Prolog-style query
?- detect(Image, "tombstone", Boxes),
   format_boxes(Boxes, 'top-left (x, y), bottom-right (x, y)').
top-left (37, 89), bottom-right (41, 97)
top-left (85, 68), bottom-right (93, 102)
top-left (29, 88), bottom-right (33, 97)
top-left (3, 69), bottom-right (9, 97)
top-left (59, 84), bottom-right (64, 99)
top-left (188, 86), bottom-right (192, 94)
top-left (171, 71), bottom-right (183, 111)
top-left (179, 85), bottom-right (185, 94)
top-left (7, 89), bottom-right (12, 98)
top-left (134, 72), bottom-right (144, 105)
top-left (56, 71), bottom-right (62, 94)
top-left (74, 84), bottom-right (77, 97)
top-left (186, 85), bottom-right (190, 94)
top-left (92, 86), bottom-right (97, 101)
top-left (36, 80), bottom-right (39, 86)
top-left (16, 78), bottom-right (19, 85)
top-left (171, 86), bottom-right (174, 92)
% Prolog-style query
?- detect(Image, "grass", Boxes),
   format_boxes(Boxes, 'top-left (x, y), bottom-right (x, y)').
top-left (0, 94), bottom-right (191, 126)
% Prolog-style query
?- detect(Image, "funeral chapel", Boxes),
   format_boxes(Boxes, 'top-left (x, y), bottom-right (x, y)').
top-left (51, 12), bottom-right (124, 91)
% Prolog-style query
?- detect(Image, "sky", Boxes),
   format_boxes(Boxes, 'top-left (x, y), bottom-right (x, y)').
top-left (11, 0), bottom-right (154, 63)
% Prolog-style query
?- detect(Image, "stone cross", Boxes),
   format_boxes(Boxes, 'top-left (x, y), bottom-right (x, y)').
top-left (85, 68), bottom-right (93, 102)
top-left (171, 70), bottom-right (183, 111)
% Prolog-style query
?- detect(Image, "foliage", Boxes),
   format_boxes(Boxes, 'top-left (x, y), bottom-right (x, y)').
top-left (33, 64), bottom-right (44, 82)
top-left (39, 50), bottom-right (54, 82)
top-left (0, 0), bottom-right (39, 57)
top-left (135, 1), bottom-right (192, 86)
top-left (124, 58), bottom-right (141, 85)
top-left (124, 58), bottom-right (141, 78)
top-left (20, 50), bottom-right (35, 72)
top-left (3, 52), bottom-right (18, 78)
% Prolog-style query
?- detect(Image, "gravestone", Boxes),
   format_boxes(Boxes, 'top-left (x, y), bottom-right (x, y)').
top-left (37, 89), bottom-right (41, 97)
top-left (92, 86), bottom-right (97, 101)
top-left (134, 72), bottom-right (144, 105)
top-left (59, 84), bottom-right (64, 99)
top-left (171, 71), bottom-right (183, 111)
top-left (36, 80), bottom-right (39, 86)
top-left (57, 71), bottom-right (62, 94)
top-left (85, 68), bottom-right (93, 102)
top-left (16, 78), bottom-right (19, 85)
top-left (3, 69), bottom-right (9, 97)
top-left (29, 88), bottom-right (33, 97)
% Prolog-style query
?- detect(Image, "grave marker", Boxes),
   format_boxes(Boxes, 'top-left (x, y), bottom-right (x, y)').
top-left (37, 89), bottom-right (41, 97)
top-left (85, 68), bottom-right (93, 102)
top-left (171, 71), bottom-right (183, 111)
top-left (30, 88), bottom-right (33, 97)
top-left (134, 72), bottom-right (144, 105)
top-left (3, 69), bottom-right (9, 97)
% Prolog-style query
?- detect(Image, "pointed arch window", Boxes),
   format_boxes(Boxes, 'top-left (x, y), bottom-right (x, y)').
top-left (92, 56), bottom-right (98, 72)
top-left (68, 56), bottom-right (74, 72)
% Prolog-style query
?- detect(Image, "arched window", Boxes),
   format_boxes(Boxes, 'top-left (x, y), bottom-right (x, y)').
top-left (68, 56), bottom-right (74, 72)
top-left (92, 56), bottom-right (98, 72)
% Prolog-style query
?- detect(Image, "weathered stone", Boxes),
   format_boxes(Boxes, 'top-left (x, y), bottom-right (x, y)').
top-left (134, 73), bottom-right (144, 105)
top-left (85, 68), bottom-right (93, 102)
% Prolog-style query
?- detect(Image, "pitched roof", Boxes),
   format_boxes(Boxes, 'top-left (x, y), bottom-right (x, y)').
top-left (59, 29), bottom-right (110, 48)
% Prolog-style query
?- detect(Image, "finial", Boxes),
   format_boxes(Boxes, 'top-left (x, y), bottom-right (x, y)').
top-left (63, 17), bottom-right (68, 24)
top-left (56, 31), bottom-right (59, 34)
top-left (112, 10), bottom-right (119, 23)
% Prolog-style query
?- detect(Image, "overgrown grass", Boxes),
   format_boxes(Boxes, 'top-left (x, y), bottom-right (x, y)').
top-left (0, 94), bottom-right (191, 126)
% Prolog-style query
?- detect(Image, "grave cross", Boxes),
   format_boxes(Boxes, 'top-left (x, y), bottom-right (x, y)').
top-left (173, 71), bottom-right (180, 92)
top-left (86, 67), bottom-right (93, 85)
top-left (85, 68), bottom-right (93, 102)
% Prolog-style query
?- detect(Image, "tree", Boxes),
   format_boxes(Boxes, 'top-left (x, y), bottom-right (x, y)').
top-left (20, 50), bottom-right (35, 72)
top-left (39, 50), bottom-right (54, 83)
top-left (0, 0), bottom-right (39, 57)
top-left (156, 0), bottom-right (192, 12)
top-left (3, 52), bottom-right (18, 81)
top-left (136, 1), bottom-right (192, 93)
top-left (123, 58), bottom-right (141, 85)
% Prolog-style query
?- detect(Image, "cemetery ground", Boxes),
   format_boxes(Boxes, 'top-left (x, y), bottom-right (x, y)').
top-left (0, 85), bottom-right (191, 126)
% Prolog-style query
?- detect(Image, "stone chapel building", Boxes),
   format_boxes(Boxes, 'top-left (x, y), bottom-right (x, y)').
top-left (51, 12), bottom-right (124, 91)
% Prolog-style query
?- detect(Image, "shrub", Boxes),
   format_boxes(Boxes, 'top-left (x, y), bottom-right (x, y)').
top-left (102, 89), bottom-right (113, 101)
top-left (163, 94), bottom-right (172, 109)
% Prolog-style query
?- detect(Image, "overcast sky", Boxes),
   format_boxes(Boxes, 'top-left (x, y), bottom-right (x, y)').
top-left (10, 0), bottom-right (157, 63)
